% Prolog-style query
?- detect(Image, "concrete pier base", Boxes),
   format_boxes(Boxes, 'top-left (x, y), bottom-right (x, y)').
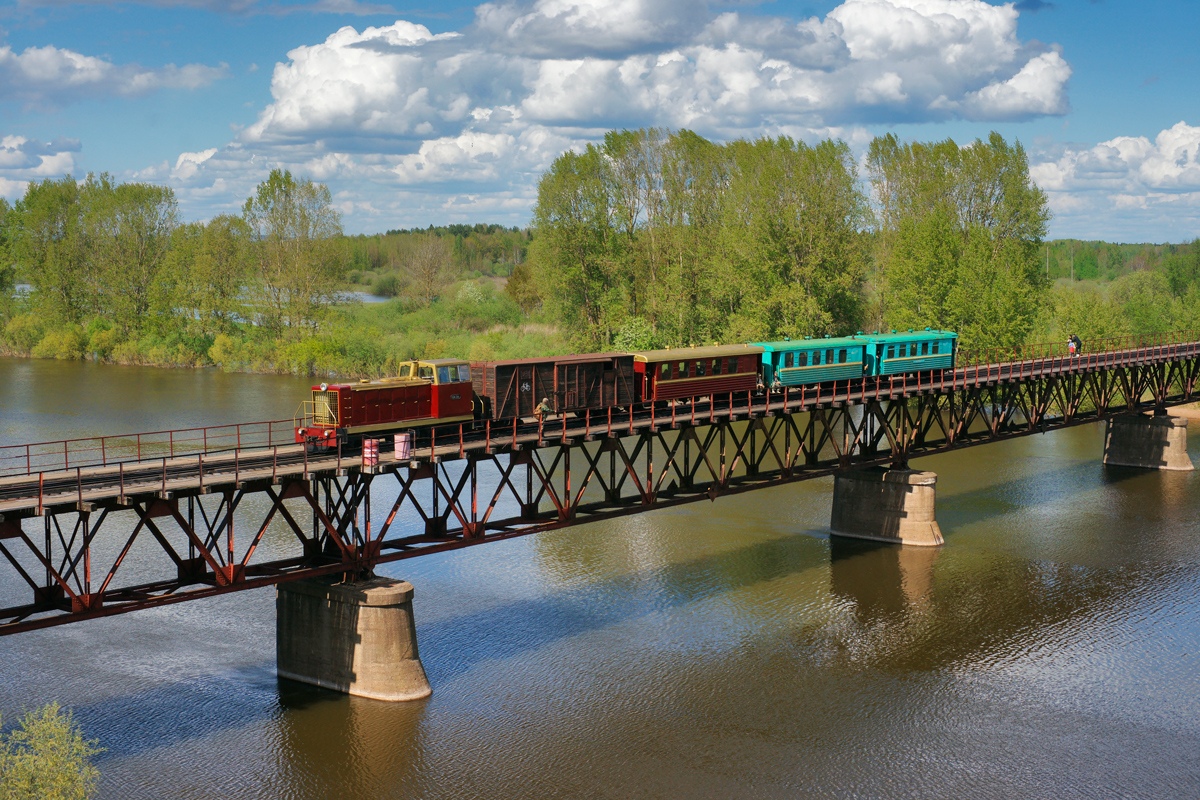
top-left (830, 467), bottom-right (943, 547)
top-left (276, 576), bottom-right (432, 702)
top-left (1102, 414), bottom-right (1194, 471)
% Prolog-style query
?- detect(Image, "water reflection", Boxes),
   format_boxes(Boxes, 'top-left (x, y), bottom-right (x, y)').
top-left (830, 538), bottom-right (938, 620)
top-left (3, 357), bottom-right (1200, 799)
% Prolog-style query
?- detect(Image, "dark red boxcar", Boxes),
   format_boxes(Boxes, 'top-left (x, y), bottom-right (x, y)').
top-left (631, 345), bottom-right (764, 403)
top-left (471, 353), bottom-right (635, 419)
top-left (295, 359), bottom-right (474, 445)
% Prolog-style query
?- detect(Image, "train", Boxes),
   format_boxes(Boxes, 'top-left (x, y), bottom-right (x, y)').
top-left (294, 329), bottom-right (958, 447)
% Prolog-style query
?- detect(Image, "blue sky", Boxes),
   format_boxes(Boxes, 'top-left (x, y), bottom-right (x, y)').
top-left (2, 0), bottom-right (1197, 242)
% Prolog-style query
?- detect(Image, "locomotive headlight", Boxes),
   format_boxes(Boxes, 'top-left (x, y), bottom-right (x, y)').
top-left (320, 382), bottom-right (328, 391)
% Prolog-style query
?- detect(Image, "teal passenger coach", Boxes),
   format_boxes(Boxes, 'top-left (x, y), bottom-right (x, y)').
top-left (755, 336), bottom-right (866, 388)
top-left (755, 329), bottom-right (958, 386)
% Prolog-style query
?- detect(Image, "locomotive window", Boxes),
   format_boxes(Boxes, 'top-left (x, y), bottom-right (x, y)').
top-left (436, 366), bottom-right (453, 384)
top-left (458, 365), bottom-right (471, 381)
top-left (696, 361), bottom-right (705, 376)
top-left (398, 365), bottom-right (411, 377)
top-left (838, 349), bottom-right (847, 363)
top-left (418, 365), bottom-right (434, 379)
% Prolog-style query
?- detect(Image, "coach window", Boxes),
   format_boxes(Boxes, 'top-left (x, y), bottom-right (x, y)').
top-left (660, 363), bottom-right (669, 379)
top-left (797, 352), bottom-right (807, 367)
top-left (711, 359), bottom-right (720, 374)
top-left (783, 352), bottom-right (792, 368)
top-left (887, 345), bottom-right (895, 359)
top-left (696, 360), bottom-right (705, 376)
top-left (839, 349), bottom-right (847, 363)
top-left (728, 357), bottom-right (738, 374)
top-left (677, 361), bottom-right (688, 378)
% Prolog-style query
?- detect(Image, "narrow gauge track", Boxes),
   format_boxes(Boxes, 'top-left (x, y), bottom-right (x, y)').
top-left (0, 340), bottom-right (1194, 517)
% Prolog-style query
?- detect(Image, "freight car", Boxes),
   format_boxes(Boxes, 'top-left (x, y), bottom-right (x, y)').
top-left (294, 358), bottom-right (473, 446)
top-left (471, 353), bottom-right (635, 419)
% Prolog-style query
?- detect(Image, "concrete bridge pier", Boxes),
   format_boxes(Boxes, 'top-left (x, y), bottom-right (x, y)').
top-left (1102, 414), bottom-right (1194, 471)
top-left (830, 467), bottom-right (943, 547)
top-left (276, 576), bottom-right (432, 701)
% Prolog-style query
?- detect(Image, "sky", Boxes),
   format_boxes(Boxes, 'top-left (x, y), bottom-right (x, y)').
top-left (1, 0), bottom-right (1197, 242)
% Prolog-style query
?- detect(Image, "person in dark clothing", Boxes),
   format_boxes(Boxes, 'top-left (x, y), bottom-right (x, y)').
top-left (1070, 334), bottom-right (1082, 355)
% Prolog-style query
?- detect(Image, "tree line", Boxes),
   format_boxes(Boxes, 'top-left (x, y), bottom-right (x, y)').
top-left (2, 129), bottom-right (1198, 377)
top-left (512, 128), bottom-right (1055, 351)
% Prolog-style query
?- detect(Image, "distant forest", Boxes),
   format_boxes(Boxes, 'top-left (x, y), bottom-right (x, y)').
top-left (0, 128), bottom-right (1197, 377)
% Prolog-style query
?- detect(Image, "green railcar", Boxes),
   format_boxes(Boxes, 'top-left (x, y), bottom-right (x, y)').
top-left (754, 336), bottom-right (867, 388)
top-left (860, 329), bottom-right (957, 376)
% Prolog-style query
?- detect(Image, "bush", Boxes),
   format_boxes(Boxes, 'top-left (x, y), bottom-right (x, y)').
top-left (30, 327), bottom-right (87, 360)
top-left (2, 314), bottom-right (46, 355)
top-left (0, 702), bottom-right (102, 800)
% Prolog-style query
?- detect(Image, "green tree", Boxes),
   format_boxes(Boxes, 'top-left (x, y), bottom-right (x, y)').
top-left (10, 176), bottom-right (90, 325)
top-left (867, 132), bottom-right (1050, 348)
top-left (155, 215), bottom-right (250, 339)
top-left (89, 180), bottom-right (179, 334)
top-left (242, 169), bottom-right (344, 336)
top-left (530, 146), bottom-right (620, 349)
top-left (0, 702), bottom-right (102, 800)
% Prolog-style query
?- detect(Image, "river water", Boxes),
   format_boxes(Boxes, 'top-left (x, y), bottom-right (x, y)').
top-left (1, 356), bottom-right (1199, 799)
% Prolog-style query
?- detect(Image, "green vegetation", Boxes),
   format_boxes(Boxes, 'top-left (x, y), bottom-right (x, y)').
top-left (1, 128), bottom-right (1197, 378)
top-left (0, 703), bottom-right (102, 800)
top-left (0, 171), bottom-right (559, 374)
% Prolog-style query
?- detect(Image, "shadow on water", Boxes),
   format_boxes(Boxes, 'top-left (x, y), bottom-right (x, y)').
top-left (60, 445), bottom-right (1200, 764)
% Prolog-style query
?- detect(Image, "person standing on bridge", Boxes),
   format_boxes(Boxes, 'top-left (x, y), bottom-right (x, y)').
top-left (1068, 336), bottom-right (1077, 357)
top-left (1071, 334), bottom-right (1082, 355)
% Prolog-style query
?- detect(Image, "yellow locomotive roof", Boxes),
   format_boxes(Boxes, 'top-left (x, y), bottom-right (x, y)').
top-left (631, 344), bottom-right (764, 362)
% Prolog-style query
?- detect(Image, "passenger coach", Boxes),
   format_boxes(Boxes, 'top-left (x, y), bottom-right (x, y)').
top-left (631, 344), bottom-right (764, 403)
top-left (755, 336), bottom-right (866, 388)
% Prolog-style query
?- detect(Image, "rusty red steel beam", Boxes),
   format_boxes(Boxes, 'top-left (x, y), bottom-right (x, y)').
top-left (0, 338), bottom-right (1199, 634)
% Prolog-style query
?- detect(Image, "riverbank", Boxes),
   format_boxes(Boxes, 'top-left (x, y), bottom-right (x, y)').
top-left (0, 281), bottom-right (569, 379)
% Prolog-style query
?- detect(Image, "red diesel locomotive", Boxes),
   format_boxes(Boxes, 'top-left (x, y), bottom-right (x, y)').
top-left (295, 358), bottom-right (474, 446)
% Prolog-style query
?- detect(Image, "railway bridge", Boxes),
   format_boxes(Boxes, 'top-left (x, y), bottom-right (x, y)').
top-left (1, 334), bottom-right (1198, 699)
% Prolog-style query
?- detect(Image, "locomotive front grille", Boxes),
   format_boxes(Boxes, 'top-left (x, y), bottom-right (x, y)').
top-left (312, 391), bottom-right (338, 426)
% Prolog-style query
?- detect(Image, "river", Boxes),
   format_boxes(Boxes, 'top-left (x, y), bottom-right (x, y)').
top-left (1, 356), bottom-right (1199, 798)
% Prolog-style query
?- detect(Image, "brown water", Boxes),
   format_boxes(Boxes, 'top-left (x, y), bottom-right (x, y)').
top-left (2, 356), bottom-right (1200, 798)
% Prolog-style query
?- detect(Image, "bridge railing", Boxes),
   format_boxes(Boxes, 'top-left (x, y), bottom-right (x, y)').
top-left (958, 330), bottom-right (1200, 368)
top-left (0, 419), bottom-right (298, 478)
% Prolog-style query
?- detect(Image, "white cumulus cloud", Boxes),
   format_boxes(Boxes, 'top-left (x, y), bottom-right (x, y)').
top-left (0, 44), bottom-right (227, 107)
top-left (1031, 122), bottom-right (1200, 241)
top-left (158, 0), bottom-right (1073, 229)
top-left (0, 136), bottom-right (81, 200)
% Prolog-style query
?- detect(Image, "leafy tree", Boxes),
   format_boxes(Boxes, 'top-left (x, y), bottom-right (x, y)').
top-left (89, 180), bottom-right (178, 333)
top-left (10, 176), bottom-right (90, 325)
top-left (155, 215), bottom-right (249, 339)
top-left (0, 702), bottom-right (102, 800)
top-left (242, 169), bottom-right (344, 336)
top-left (867, 132), bottom-right (1050, 348)
top-left (407, 233), bottom-right (452, 305)
top-left (530, 146), bottom-right (620, 349)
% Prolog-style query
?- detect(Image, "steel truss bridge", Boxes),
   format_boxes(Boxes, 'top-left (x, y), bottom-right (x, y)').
top-left (1, 334), bottom-right (1199, 635)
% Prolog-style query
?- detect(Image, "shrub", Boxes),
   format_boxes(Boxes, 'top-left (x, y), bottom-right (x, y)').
top-left (0, 702), bottom-right (102, 800)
